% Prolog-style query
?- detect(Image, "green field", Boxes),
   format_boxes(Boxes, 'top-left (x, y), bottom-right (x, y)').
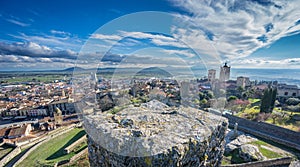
top-left (1, 75), bottom-right (67, 83)
top-left (18, 128), bottom-right (86, 167)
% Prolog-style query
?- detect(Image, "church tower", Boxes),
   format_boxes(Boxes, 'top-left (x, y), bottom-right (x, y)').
top-left (219, 63), bottom-right (230, 81)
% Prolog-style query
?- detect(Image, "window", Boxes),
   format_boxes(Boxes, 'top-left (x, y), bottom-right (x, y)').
top-left (284, 92), bottom-right (288, 96)
top-left (292, 93), bottom-right (297, 96)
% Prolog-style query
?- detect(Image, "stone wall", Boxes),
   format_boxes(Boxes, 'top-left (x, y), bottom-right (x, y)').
top-left (86, 101), bottom-right (228, 167)
top-left (64, 134), bottom-right (87, 154)
top-left (69, 147), bottom-right (88, 163)
top-left (0, 146), bottom-right (21, 166)
top-left (224, 114), bottom-right (300, 151)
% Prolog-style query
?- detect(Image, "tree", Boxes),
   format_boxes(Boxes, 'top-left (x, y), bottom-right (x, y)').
top-left (260, 87), bottom-right (277, 113)
top-left (270, 88), bottom-right (277, 111)
top-left (260, 89), bottom-right (270, 113)
top-left (200, 99), bottom-right (208, 108)
top-left (207, 90), bottom-right (214, 99)
top-left (228, 95), bottom-right (238, 102)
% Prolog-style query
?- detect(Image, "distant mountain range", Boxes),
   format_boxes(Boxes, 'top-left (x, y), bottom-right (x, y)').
top-left (1, 67), bottom-right (299, 86)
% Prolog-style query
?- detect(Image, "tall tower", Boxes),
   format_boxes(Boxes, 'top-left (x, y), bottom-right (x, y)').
top-left (208, 69), bottom-right (216, 82)
top-left (219, 63), bottom-right (230, 81)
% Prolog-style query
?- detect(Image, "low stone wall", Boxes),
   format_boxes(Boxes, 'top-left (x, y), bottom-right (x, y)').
top-left (222, 157), bottom-right (293, 167)
top-left (69, 147), bottom-right (88, 163)
top-left (0, 146), bottom-right (21, 166)
top-left (64, 134), bottom-right (86, 154)
top-left (224, 114), bottom-right (300, 151)
top-left (54, 147), bottom-right (88, 167)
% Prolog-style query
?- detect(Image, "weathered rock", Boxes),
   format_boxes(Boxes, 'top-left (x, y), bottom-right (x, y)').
top-left (238, 144), bottom-right (265, 162)
top-left (289, 160), bottom-right (300, 167)
top-left (225, 130), bottom-right (258, 154)
top-left (120, 118), bottom-right (134, 128)
top-left (98, 93), bottom-right (115, 111)
top-left (225, 143), bottom-right (238, 155)
top-left (85, 100), bottom-right (228, 167)
top-left (230, 134), bottom-right (258, 147)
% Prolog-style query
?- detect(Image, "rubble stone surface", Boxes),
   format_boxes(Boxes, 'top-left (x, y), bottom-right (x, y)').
top-left (85, 100), bottom-right (228, 167)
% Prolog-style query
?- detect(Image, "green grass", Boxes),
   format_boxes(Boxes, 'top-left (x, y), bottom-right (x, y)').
top-left (222, 139), bottom-right (286, 165)
top-left (249, 140), bottom-right (283, 159)
top-left (18, 128), bottom-right (86, 167)
top-left (1, 75), bottom-right (67, 83)
top-left (236, 106), bottom-right (260, 120)
top-left (248, 98), bottom-right (260, 104)
top-left (0, 144), bottom-right (14, 160)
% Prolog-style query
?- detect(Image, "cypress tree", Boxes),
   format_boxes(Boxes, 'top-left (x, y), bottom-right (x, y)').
top-left (270, 88), bottom-right (277, 111)
top-left (260, 87), bottom-right (277, 113)
top-left (260, 89), bottom-right (269, 113)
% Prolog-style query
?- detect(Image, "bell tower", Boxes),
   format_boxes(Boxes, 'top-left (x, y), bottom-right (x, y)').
top-left (219, 62), bottom-right (230, 81)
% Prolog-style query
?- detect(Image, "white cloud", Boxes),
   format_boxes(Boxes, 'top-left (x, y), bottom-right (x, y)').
top-left (10, 32), bottom-right (83, 51)
top-left (230, 57), bottom-right (300, 69)
top-left (6, 19), bottom-right (30, 27)
top-left (90, 31), bottom-right (187, 48)
top-left (91, 33), bottom-right (123, 41)
top-left (170, 0), bottom-right (300, 60)
top-left (161, 49), bottom-right (195, 57)
top-left (0, 41), bottom-right (78, 60)
top-left (50, 30), bottom-right (71, 36)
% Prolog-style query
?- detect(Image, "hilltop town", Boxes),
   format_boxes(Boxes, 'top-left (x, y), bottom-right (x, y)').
top-left (0, 64), bottom-right (299, 166)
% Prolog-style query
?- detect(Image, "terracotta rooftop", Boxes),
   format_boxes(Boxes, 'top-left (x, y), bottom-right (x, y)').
top-left (8, 124), bottom-right (29, 138)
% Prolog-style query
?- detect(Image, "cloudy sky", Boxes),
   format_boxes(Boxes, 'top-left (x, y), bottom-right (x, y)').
top-left (1, 0), bottom-right (300, 70)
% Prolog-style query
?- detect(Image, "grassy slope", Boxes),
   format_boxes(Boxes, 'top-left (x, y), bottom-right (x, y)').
top-left (18, 128), bottom-right (86, 167)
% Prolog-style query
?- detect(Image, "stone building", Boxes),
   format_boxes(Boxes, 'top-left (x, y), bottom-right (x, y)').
top-left (277, 84), bottom-right (299, 98)
top-left (237, 76), bottom-right (251, 88)
top-left (54, 107), bottom-right (63, 125)
top-left (48, 99), bottom-right (75, 116)
top-left (7, 124), bottom-right (32, 139)
top-left (208, 69), bottom-right (216, 82)
top-left (219, 63), bottom-right (231, 82)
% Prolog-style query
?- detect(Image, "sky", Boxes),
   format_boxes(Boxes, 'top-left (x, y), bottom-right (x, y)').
top-left (1, 0), bottom-right (300, 71)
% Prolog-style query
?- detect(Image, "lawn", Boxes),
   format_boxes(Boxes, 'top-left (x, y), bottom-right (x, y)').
top-left (17, 128), bottom-right (86, 167)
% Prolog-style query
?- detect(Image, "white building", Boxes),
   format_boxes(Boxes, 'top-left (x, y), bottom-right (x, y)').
top-left (277, 84), bottom-right (299, 97)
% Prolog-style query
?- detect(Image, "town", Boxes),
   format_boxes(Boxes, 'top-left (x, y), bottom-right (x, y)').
top-left (0, 64), bottom-right (299, 166)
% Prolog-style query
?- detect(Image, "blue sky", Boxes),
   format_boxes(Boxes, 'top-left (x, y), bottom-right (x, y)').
top-left (0, 0), bottom-right (300, 70)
